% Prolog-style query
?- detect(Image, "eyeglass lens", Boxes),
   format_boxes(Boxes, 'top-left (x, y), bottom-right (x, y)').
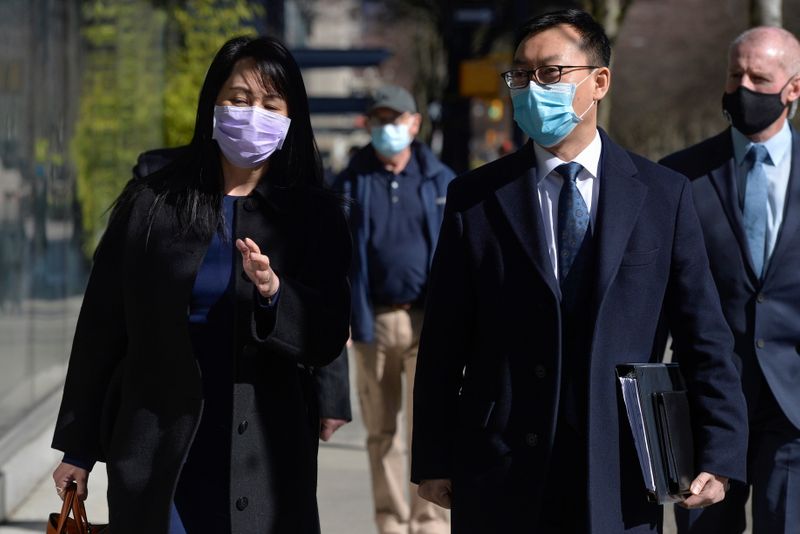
top-left (505, 66), bottom-right (564, 88)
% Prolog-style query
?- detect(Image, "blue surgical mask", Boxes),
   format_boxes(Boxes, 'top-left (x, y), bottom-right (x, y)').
top-left (511, 71), bottom-right (595, 147)
top-left (371, 123), bottom-right (412, 157)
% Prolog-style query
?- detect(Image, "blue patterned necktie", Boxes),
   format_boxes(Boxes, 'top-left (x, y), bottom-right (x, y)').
top-left (556, 162), bottom-right (589, 283)
top-left (742, 144), bottom-right (769, 277)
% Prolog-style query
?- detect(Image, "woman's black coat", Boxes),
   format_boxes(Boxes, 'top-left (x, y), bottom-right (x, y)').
top-left (51, 158), bottom-right (351, 534)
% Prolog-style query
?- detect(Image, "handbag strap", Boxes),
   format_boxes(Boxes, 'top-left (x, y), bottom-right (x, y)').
top-left (71, 493), bottom-right (90, 534)
top-left (55, 483), bottom-right (90, 534)
top-left (54, 484), bottom-right (76, 534)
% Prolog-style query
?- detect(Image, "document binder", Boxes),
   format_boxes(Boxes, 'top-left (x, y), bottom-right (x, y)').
top-left (616, 363), bottom-right (695, 504)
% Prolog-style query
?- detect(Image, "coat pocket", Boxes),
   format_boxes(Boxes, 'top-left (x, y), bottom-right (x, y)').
top-left (457, 395), bottom-right (496, 429)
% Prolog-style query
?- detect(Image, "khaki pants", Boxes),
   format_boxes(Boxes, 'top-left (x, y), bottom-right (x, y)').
top-left (353, 308), bottom-right (450, 534)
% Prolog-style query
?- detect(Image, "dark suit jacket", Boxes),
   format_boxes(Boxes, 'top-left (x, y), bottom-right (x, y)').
top-left (52, 149), bottom-right (351, 534)
top-left (661, 127), bottom-right (800, 432)
top-left (411, 132), bottom-right (748, 534)
top-left (133, 147), bottom-right (352, 422)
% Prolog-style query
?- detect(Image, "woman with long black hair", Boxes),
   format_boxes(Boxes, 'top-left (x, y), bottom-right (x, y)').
top-left (50, 35), bottom-right (351, 534)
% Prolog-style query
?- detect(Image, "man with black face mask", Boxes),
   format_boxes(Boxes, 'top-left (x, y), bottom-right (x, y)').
top-left (661, 26), bottom-right (800, 534)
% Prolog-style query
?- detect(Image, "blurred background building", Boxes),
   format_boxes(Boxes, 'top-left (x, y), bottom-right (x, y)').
top-left (0, 0), bottom-right (799, 523)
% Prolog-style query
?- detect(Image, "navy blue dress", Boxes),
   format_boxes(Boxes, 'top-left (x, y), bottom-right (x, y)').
top-left (170, 195), bottom-right (238, 534)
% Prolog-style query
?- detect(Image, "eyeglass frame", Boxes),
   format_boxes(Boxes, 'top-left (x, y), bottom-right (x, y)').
top-left (500, 65), bottom-right (600, 89)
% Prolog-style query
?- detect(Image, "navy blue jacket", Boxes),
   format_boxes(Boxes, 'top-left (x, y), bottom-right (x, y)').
top-left (411, 132), bottom-right (748, 533)
top-left (335, 141), bottom-right (455, 342)
top-left (661, 127), bottom-right (800, 432)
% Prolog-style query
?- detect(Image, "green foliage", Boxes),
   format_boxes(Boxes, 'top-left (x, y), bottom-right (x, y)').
top-left (163, 0), bottom-right (263, 147)
top-left (71, 0), bottom-right (263, 258)
top-left (72, 0), bottom-right (167, 258)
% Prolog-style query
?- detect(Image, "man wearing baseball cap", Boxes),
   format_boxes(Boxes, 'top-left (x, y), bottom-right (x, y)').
top-left (334, 85), bottom-right (454, 534)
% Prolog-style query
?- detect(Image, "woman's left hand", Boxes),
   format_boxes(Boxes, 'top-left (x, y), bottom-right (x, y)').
top-left (236, 237), bottom-right (280, 299)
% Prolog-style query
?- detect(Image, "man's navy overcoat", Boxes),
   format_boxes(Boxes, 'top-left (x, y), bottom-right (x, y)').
top-left (411, 132), bottom-right (748, 533)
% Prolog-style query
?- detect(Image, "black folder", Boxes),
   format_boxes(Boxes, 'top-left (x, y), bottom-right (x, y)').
top-left (616, 363), bottom-right (695, 504)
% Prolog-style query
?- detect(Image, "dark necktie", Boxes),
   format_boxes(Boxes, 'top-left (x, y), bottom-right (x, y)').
top-left (556, 162), bottom-right (589, 283)
top-left (742, 144), bottom-right (769, 277)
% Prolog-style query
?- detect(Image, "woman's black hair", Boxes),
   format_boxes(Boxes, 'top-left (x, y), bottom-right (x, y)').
top-left (193, 35), bottom-right (324, 189)
top-left (113, 35), bottom-right (324, 241)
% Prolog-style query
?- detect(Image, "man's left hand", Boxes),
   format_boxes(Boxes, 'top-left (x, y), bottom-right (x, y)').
top-left (319, 418), bottom-right (348, 441)
top-left (678, 472), bottom-right (729, 509)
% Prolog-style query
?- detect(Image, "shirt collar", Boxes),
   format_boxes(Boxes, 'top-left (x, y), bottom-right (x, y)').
top-left (731, 120), bottom-right (791, 167)
top-left (532, 129), bottom-right (602, 183)
top-left (399, 147), bottom-right (420, 177)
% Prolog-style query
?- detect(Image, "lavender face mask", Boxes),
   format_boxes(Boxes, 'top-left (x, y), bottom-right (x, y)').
top-left (212, 105), bottom-right (291, 168)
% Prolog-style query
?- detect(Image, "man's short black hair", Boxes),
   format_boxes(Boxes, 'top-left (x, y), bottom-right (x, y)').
top-left (513, 9), bottom-right (612, 67)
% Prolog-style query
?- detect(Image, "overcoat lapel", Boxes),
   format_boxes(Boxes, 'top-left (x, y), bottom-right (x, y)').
top-left (763, 128), bottom-right (800, 281)
top-left (592, 133), bottom-right (647, 316)
top-left (493, 143), bottom-right (559, 299)
top-left (705, 133), bottom-right (760, 284)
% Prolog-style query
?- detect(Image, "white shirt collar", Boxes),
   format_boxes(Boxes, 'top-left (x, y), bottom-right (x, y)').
top-left (731, 120), bottom-right (791, 168)
top-left (532, 130), bottom-right (602, 183)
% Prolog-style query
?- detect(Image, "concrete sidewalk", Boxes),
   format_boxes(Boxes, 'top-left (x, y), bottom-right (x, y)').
top-left (0, 350), bottom-right (376, 534)
top-left (0, 437), bottom-right (375, 534)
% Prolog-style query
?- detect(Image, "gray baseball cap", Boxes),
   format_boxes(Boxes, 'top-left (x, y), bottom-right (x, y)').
top-left (367, 85), bottom-right (417, 114)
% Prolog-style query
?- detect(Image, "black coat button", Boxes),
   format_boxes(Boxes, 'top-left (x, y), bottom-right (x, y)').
top-left (236, 496), bottom-right (249, 511)
top-left (756, 339), bottom-right (765, 349)
top-left (525, 433), bottom-right (539, 447)
top-left (238, 420), bottom-right (249, 435)
top-left (534, 365), bottom-right (546, 379)
top-left (243, 198), bottom-right (259, 212)
top-left (756, 293), bottom-right (765, 303)
top-left (242, 344), bottom-right (257, 358)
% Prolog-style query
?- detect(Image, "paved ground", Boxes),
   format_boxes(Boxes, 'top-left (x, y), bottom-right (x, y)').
top-left (0, 351), bottom-right (377, 534)
top-left (0, 436), bottom-right (376, 534)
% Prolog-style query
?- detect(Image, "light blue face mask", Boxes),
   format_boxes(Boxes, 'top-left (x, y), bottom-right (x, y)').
top-left (371, 123), bottom-right (412, 157)
top-left (510, 71), bottom-right (596, 148)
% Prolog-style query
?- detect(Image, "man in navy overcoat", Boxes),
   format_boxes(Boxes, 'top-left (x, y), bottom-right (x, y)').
top-left (661, 26), bottom-right (800, 534)
top-left (411, 9), bottom-right (748, 534)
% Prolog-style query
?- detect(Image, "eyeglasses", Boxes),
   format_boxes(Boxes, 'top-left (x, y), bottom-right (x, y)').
top-left (500, 65), bottom-right (599, 89)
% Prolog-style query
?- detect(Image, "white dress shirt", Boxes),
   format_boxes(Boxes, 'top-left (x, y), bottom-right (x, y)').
top-left (533, 130), bottom-right (603, 280)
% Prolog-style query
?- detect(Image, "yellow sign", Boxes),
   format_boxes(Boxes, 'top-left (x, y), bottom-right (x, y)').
top-left (459, 58), bottom-right (500, 98)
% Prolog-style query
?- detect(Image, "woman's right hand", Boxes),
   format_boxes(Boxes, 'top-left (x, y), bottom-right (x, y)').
top-left (236, 237), bottom-right (280, 299)
top-left (53, 462), bottom-right (90, 501)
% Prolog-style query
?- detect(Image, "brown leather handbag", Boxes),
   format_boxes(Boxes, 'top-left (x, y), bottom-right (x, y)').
top-left (46, 483), bottom-right (109, 534)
